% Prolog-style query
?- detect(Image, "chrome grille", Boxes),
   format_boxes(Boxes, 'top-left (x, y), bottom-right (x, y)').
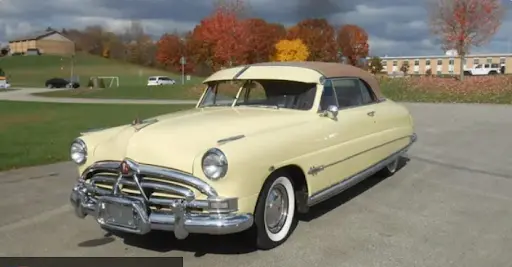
top-left (81, 160), bottom-right (219, 212)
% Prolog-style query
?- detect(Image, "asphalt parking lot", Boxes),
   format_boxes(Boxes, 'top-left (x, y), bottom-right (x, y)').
top-left (1, 102), bottom-right (511, 267)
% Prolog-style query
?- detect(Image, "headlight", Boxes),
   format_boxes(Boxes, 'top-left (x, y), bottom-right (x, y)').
top-left (70, 138), bottom-right (87, 165)
top-left (201, 148), bottom-right (228, 180)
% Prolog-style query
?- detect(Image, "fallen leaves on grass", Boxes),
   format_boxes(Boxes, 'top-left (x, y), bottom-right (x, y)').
top-left (380, 75), bottom-right (512, 104)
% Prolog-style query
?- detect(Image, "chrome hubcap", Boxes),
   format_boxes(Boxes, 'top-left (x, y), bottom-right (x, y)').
top-left (264, 184), bottom-right (289, 233)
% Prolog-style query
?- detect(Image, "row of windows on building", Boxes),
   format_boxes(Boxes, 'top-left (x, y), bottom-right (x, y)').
top-left (383, 57), bottom-right (506, 66)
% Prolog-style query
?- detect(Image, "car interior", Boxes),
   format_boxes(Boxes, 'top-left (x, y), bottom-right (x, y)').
top-left (237, 80), bottom-right (317, 110)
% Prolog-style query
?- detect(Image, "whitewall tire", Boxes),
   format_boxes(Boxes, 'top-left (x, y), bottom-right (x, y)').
top-left (253, 173), bottom-right (297, 250)
top-left (379, 156), bottom-right (400, 177)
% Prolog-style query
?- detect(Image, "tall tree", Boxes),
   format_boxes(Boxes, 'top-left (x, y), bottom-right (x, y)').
top-left (191, 0), bottom-right (249, 69)
top-left (400, 61), bottom-right (410, 76)
top-left (337, 24), bottom-right (370, 66)
top-left (243, 19), bottom-right (286, 63)
top-left (185, 27), bottom-right (215, 73)
top-left (274, 39), bottom-right (310, 62)
top-left (368, 56), bottom-right (383, 74)
top-left (428, 0), bottom-right (504, 81)
top-left (214, 0), bottom-right (248, 18)
top-left (122, 21), bottom-right (155, 65)
top-left (155, 33), bottom-right (184, 71)
top-left (286, 18), bottom-right (338, 62)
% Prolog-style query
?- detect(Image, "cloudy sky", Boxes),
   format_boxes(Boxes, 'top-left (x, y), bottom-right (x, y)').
top-left (0, 0), bottom-right (511, 57)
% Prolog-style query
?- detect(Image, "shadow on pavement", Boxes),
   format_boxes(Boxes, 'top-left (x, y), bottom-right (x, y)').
top-left (77, 156), bottom-right (411, 256)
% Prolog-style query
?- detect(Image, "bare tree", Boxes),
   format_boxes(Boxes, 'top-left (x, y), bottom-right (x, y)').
top-left (428, 0), bottom-right (504, 81)
top-left (213, 0), bottom-right (250, 18)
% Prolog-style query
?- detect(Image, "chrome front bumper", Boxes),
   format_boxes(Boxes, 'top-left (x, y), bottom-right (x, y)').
top-left (69, 159), bottom-right (254, 239)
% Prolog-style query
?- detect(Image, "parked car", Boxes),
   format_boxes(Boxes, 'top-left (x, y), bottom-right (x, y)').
top-left (45, 78), bottom-right (79, 88)
top-left (463, 63), bottom-right (501, 76)
top-left (69, 62), bottom-right (417, 250)
top-left (147, 76), bottom-right (176, 86)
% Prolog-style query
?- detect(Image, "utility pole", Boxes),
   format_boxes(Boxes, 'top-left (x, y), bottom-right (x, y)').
top-left (180, 56), bottom-right (185, 85)
top-left (180, 37), bottom-right (185, 85)
top-left (70, 54), bottom-right (75, 83)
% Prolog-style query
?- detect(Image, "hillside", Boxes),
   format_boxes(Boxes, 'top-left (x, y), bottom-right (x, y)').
top-left (0, 53), bottom-right (183, 87)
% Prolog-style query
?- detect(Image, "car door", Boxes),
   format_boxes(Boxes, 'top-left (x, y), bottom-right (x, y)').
top-left (305, 80), bottom-right (346, 193)
top-left (326, 78), bottom-right (383, 184)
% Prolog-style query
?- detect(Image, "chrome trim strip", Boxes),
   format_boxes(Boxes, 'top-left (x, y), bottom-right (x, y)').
top-left (233, 65), bottom-right (251, 79)
top-left (308, 134), bottom-right (415, 175)
top-left (307, 133), bottom-right (417, 206)
top-left (217, 134), bottom-right (246, 145)
top-left (80, 127), bottom-right (106, 135)
top-left (87, 175), bottom-right (235, 212)
top-left (81, 160), bottom-right (218, 198)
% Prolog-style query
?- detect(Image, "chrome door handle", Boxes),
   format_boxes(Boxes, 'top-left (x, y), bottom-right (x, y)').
top-left (367, 111), bottom-right (375, 117)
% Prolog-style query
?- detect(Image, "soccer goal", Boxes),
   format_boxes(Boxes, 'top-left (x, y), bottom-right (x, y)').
top-left (97, 76), bottom-right (119, 87)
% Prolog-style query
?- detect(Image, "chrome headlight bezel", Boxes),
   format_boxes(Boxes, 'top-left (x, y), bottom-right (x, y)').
top-left (201, 148), bottom-right (228, 180)
top-left (70, 138), bottom-right (87, 165)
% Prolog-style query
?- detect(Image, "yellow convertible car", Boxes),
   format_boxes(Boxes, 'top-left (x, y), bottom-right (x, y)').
top-left (69, 62), bottom-right (417, 250)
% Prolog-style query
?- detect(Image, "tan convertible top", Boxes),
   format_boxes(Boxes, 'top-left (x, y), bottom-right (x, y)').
top-left (203, 61), bottom-right (383, 99)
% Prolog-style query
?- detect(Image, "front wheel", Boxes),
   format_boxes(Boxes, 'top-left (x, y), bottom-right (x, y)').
top-left (252, 173), bottom-right (297, 250)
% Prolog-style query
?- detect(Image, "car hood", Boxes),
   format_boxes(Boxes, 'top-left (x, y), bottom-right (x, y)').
top-left (91, 107), bottom-right (312, 173)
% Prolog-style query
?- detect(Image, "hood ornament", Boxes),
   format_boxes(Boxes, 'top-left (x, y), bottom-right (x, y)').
top-left (131, 117), bottom-right (142, 126)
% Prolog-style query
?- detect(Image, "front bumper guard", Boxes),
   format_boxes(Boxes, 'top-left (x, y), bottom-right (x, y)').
top-left (70, 183), bottom-right (254, 239)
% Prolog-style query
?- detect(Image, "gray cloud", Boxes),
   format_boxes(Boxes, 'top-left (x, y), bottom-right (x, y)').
top-left (0, 0), bottom-right (511, 56)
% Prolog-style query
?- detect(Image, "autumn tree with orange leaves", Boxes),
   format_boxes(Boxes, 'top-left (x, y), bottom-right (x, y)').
top-left (244, 19), bottom-right (286, 63)
top-left (187, 0), bottom-right (250, 70)
top-left (286, 18), bottom-right (337, 62)
top-left (337, 24), bottom-right (370, 66)
top-left (156, 33), bottom-right (184, 71)
top-left (428, 0), bottom-right (504, 80)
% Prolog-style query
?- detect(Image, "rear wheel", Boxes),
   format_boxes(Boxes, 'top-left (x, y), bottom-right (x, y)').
top-left (46, 84), bottom-right (53, 88)
top-left (252, 173), bottom-right (297, 250)
top-left (379, 157), bottom-right (400, 177)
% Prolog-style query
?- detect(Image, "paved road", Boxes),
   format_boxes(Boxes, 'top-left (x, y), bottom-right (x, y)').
top-left (0, 88), bottom-right (197, 104)
top-left (1, 102), bottom-right (512, 267)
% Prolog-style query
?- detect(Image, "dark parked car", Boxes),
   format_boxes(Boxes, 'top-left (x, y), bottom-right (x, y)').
top-left (45, 78), bottom-right (80, 89)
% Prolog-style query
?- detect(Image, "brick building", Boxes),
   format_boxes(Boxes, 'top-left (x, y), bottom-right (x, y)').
top-left (378, 53), bottom-right (512, 75)
top-left (8, 30), bottom-right (75, 56)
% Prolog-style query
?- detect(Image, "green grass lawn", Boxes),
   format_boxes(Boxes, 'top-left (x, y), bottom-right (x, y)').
top-left (33, 82), bottom-right (205, 100)
top-left (0, 53), bottom-right (201, 89)
top-left (0, 101), bottom-right (193, 171)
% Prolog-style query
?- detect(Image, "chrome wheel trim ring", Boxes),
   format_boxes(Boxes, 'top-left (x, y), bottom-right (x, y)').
top-left (264, 183), bottom-right (289, 234)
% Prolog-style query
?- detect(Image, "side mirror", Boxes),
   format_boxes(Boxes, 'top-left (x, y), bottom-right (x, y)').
top-left (322, 105), bottom-right (338, 120)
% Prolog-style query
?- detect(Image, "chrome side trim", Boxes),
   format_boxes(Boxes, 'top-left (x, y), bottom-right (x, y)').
top-left (80, 127), bottom-right (106, 135)
top-left (81, 160), bottom-right (218, 198)
top-left (308, 134), bottom-right (415, 175)
top-left (217, 134), bottom-right (246, 145)
top-left (307, 133), bottom-right (417, 207)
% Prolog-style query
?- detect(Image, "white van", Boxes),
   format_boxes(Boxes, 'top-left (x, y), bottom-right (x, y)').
top-left (147, 76), bottom-right (176, 86)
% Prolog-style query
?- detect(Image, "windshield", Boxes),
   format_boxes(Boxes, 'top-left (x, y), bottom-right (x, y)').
top-left (199, 80), bottom-right (317, 110)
